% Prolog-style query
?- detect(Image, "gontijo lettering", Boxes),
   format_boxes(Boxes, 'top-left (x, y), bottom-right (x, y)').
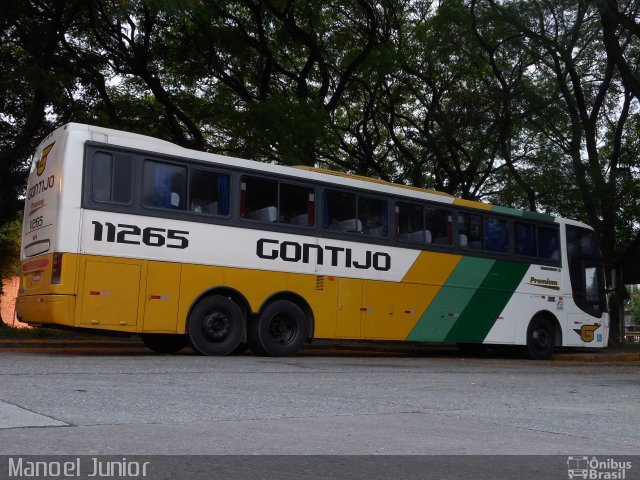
top-left (27, 175), bottom-right (55, 200)
top-left (257, 238), bottom-right (391, 271)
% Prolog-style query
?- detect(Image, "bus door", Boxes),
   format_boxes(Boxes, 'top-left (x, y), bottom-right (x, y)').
top-left (336, 278), bottom-right (363, 338)
top-left (565, 226), bottom-right (607, 345)
top-left (78, 257), bottom-right (143, 330)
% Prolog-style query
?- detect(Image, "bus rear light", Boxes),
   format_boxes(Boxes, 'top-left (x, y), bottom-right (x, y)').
top-left (51, 253), bottom-right (63, 284)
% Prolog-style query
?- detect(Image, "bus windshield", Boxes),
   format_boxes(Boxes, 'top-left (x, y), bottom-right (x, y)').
top-left (566, 226), bottom-right (606, 317)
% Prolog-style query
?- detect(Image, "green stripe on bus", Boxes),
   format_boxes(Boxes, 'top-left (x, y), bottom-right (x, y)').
top-left (492, 205), bottom-right (555, 223)
top-left (521, 210), bottom-right (555, 222)
top-left (443, 260), bottom-right (530, 343)
top-left (407, 257), bottom-right (495, 342)
top-left (491, 205), bottom-right (523, 217)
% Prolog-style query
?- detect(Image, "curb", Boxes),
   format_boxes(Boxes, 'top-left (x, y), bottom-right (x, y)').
top-left (551, 352), bottom-right (640, 362)
top-left (1, 338), bottom-right (639, 362)
top-left (0, 338), bottom-right (142, 349)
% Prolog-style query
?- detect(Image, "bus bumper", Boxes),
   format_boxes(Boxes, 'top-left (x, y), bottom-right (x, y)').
top-left (16, 294), bottom-right (76, 328)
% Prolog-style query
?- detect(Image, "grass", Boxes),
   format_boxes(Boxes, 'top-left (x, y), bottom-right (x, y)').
top-left (0, 324), bottom-right (71, 339)
top-left (612, 341), bottom-right (640, 351)
top-left (0, 323), bottom-right (99, 339)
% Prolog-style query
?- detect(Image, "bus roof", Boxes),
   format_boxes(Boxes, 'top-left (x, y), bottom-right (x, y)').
top-left (67, 123), bottom-right (564, 224)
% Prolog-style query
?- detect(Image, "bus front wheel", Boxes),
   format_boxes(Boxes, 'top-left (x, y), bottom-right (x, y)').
top-left (188, 295), bottom-right (244, 356)
top-left (526, 315), bottom-right (555, 360)
top-left (249, 300), bottom-right (308, 357)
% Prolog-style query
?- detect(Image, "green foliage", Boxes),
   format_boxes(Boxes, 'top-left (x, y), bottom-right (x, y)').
top-left (0, 213), bottom-right (22, 280)
top-left (630, 292), bottom-right (640, 329)
top-left (0, 0), bottom-right (639, 272)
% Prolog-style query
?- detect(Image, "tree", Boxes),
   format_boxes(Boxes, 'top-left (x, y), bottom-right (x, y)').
top-left (482, 0), bottom-right (640, 343)
top-left (1, 0), bottom-right (639, 344)
top-left (629, 288), bottom-right (640, 329)
top-left (0, 0), bottom-right (85, 227)
top-left (597, 0), bottom-right (640, 100)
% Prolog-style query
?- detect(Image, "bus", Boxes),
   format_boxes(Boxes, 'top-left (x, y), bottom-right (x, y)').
top-left (16, 123), bottom-right (609, 359)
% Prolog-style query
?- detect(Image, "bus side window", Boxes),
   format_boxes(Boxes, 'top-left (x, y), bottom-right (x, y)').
top-left (188, 169), bottom-right (230, 216)
top-left (396, 202), bottom-right (426, 242)
top-left (280, 184), bottom-right (314, 227)
top-left (538, 226), bottom-right (559, 261)
top-left (91, 152), bottom-right (133, 205)
top-left (143, 161), bottom-right (186, 210)
top-left (485, 217), bottom-right (509, 253)
top-left (240, 176), bottom-right (278, 222)
top-left (359, 197), bottom-right (387, 237)
top-left (515, 222), bottom-right (536, 256)
top-left (425, 207), bottom-right (451, 246)
top-left (324, 190), bottom-right (359, 232)
top-left (92, 152), bottom-right (112, 203)
top-left (458, 212), bottom-right (483, 249)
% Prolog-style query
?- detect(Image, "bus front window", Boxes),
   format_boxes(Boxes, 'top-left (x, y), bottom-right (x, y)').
top-left (585, 266), bottom-right (601, 306)
top-left (567, 226), bottom-right (606, 317)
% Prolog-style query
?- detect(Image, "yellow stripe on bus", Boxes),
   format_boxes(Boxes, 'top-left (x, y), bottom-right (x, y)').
top-left (453, 198), bottom-right (493, 210)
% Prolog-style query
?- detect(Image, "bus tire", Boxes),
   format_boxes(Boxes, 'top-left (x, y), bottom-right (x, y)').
top-left (249, 300), bottom-right (307, 357)
top-left (141, 334), bottom-right (187, 354)
top-left (526, 315), bottom-right (554, 360)
top-left (188, 295), bottom-right (244, 356)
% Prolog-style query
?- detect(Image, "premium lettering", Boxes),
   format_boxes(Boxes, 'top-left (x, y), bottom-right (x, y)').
top-left (529, 276), bottom-right (560, 290)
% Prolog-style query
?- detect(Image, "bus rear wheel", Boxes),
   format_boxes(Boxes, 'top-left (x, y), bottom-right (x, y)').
top-left (141, 334), bottom-right (187, 354)
top-left (188, 295), bottom-right (244, 356)
top-left (526, 315), bottom-right (555, 360)
top-left (249, 300), bottom-right (307, 357)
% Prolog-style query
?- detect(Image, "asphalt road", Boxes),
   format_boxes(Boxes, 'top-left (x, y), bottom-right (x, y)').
top-left (0, 342), bottom-right (638, 460)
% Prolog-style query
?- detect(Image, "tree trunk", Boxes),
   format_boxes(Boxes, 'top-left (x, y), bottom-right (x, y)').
top-left (607, 266), bottom-right (625, 347)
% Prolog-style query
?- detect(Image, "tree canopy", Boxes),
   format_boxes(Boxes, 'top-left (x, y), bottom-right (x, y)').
top-left (1, 0), bottom-right (639, 268)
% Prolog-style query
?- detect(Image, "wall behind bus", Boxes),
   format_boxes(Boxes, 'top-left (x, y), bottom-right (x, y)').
top-left (1, 276), bottom-right (27, 327)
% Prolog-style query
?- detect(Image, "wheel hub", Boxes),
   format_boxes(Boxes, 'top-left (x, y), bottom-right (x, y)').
top-left (268, 315), bottom-right (295, 345)
top-left (532, 328), bottom-right (549, 350)
top-left (202, 311), bottom-right (231, 342)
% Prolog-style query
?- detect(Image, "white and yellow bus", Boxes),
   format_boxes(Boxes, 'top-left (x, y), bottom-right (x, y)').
top-left (17, 123), bottom-right (609, 359)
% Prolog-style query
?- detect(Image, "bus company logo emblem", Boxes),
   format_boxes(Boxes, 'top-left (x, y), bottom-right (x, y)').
top-left (36, 143), bottom-right (55, 177)
top-left (573, 324), bottom-right (600, 342)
